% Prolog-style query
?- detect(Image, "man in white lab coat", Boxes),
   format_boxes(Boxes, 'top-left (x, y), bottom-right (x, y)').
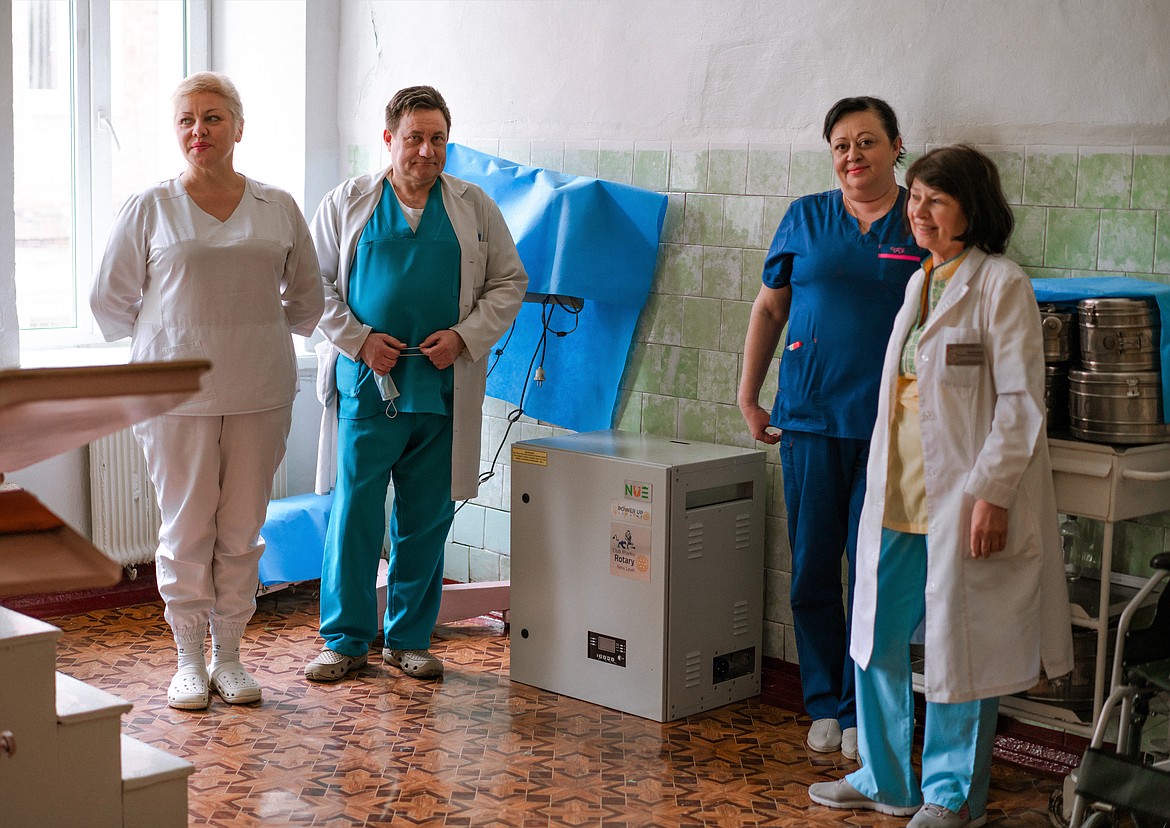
top-left (303, 86), bottom-right (526, 683)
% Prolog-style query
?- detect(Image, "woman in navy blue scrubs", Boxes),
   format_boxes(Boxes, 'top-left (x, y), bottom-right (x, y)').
top-left (738, 96), bottom-right (924, 759)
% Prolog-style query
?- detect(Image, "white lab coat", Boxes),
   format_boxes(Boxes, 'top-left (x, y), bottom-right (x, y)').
top-left (310, 168), bottom-right (527, 499)
top-left (850, 248), bottom-right (1075, 704)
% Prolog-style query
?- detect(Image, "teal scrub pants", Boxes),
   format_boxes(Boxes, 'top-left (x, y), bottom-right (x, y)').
top-left (847, 529), bottom-right (999, 817)
top-left (319, 411), bottom-right (454, 657)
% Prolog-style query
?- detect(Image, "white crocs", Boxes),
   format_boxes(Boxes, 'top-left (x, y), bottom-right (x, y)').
top-left (168, 664), bottom-right (210, 710)
top-left (209, 661), bottom-right (262, 704)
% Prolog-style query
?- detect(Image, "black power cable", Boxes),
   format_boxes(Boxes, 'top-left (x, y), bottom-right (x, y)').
top-left (454, 294), bottom-right (584, 515)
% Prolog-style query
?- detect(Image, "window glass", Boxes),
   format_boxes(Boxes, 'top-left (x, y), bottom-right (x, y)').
top-left (12, 0), bottom-right (73, 330)
top-left (109, 1), bottom-right (185, 220)
top-left (11, 0), bottom-right (186, 339)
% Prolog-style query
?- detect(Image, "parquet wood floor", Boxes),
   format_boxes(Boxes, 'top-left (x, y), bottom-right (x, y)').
top-left (51, 587), bottom-right (1059, 827)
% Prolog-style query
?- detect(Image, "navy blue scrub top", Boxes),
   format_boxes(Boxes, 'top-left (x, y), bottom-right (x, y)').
top-left (763, 187), bottom-right (924, 439)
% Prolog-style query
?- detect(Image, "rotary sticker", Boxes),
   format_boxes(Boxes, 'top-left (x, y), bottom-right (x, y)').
top-left (610, 521), bottom-right (651, 582)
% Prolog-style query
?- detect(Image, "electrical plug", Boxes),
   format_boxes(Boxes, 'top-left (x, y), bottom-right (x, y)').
top-left (534, 366), bottom-right (546, 386)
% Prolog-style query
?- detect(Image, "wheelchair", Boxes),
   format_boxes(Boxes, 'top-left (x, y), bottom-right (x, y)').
top-left (1058, 551), bottom-right (1170, 828)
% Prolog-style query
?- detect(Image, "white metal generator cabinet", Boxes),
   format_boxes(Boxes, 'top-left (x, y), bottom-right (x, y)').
top-left (509, 430), bottom-right (766, 721)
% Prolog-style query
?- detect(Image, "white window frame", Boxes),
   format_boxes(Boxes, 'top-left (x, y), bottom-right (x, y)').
top-left (13, 0), bottom-right (209, 356)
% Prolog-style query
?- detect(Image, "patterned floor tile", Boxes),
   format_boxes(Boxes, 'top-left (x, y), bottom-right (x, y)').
top-left (48, 587), bottom-right (1059, 826)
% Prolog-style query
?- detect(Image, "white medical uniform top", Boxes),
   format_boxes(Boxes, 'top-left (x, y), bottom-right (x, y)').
top-left (91, 176), bottom-right (323, 415)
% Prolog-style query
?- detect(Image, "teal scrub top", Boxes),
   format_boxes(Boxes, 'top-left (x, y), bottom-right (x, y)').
top-left (340, 183), bottom-right (461, 417)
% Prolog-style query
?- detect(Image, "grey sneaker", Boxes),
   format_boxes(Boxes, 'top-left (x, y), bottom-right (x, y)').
top-left (808, 779), bottom-right (919, 816)
top-left (908, 803), bottom-right (986, 828)
top-left (841, 726), bottom-right (858, 760)
top-left (806, 718), bottom-right (842, 753)
top-left (383, 648), bottom-right (444, 679)
top-left (303, 648), bottom-right (368, 682)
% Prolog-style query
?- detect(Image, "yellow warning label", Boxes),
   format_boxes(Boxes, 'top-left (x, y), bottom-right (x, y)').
top-left (511, 447), bottom-right (548, 466)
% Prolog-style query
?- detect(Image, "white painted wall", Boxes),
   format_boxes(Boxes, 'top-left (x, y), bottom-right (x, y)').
top-left (212, 0), bottom-right (309, 206)
top-left (303, 0), bottom-right (342, 214)
top-left (335, 0), bottom-right (1170, 148)
top-left (209, 0), bottom-right (339, 213)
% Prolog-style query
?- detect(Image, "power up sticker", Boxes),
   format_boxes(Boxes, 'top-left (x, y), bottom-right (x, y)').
top-left (610, 522), bottom-right (652, 582)
top-left (611, 500), bottom-right (651, 523)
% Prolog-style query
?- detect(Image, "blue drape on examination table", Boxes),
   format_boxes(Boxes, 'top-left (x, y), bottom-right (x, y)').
top-left (258, 492), bottom-right (332, 587)
top-left (445, 144), bottom-right (668, 432)
top-left (1032, 276), bottom-right (1170, 422)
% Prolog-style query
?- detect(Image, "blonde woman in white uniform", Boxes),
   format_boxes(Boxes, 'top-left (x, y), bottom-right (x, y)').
top-left (91, 72), bottom-right (323, 710)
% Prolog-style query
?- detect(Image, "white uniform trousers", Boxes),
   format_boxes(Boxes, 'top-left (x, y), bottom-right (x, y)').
top-left (133, 405), bottom-right (293, 642)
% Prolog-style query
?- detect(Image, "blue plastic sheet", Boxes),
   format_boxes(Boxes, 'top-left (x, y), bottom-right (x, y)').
top-left (258, 492), bottom-right (332, 587)
top-left (1032, 276), bottom-right (1170, 422)
top-left (445, 144), bottom-right (668, 432)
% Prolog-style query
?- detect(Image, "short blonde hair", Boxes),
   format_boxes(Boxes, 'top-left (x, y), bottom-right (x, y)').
top-left (171, 72), bottom-right (244, 125)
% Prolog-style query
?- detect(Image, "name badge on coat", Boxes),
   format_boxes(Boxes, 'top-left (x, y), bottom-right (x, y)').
top-left (946, 343), bottom-right (985, 366)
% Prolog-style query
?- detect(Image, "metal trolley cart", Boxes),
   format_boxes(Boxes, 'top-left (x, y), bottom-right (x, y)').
top-left (1059, 552), bottom-right (1170, 828)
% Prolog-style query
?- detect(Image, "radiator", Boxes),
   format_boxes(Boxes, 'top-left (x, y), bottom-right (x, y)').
top-left (88, 428), bottom-right (289, 567)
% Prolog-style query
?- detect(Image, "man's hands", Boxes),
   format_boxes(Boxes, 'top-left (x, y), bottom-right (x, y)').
top-left (361, 329), bottom-right (465, 375)
top-left (419, 329), bottom-right (465, 370)
top-left (359, 332), bottom-right (406, 376)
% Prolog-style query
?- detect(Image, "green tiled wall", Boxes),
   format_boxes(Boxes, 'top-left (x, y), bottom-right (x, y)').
top-left (449, 136), bottom-right (1170, 665)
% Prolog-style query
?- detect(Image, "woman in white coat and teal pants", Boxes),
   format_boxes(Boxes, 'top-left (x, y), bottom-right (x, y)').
top-left (809, 145), bottom-right (1074, 828)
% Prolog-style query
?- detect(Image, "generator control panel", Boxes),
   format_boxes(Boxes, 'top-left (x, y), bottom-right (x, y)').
top-left (587, 631), bottom-right (627, 667)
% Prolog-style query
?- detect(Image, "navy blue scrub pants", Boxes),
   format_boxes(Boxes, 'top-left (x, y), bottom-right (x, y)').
top-left (779, 430), bottom-right (867, 729)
